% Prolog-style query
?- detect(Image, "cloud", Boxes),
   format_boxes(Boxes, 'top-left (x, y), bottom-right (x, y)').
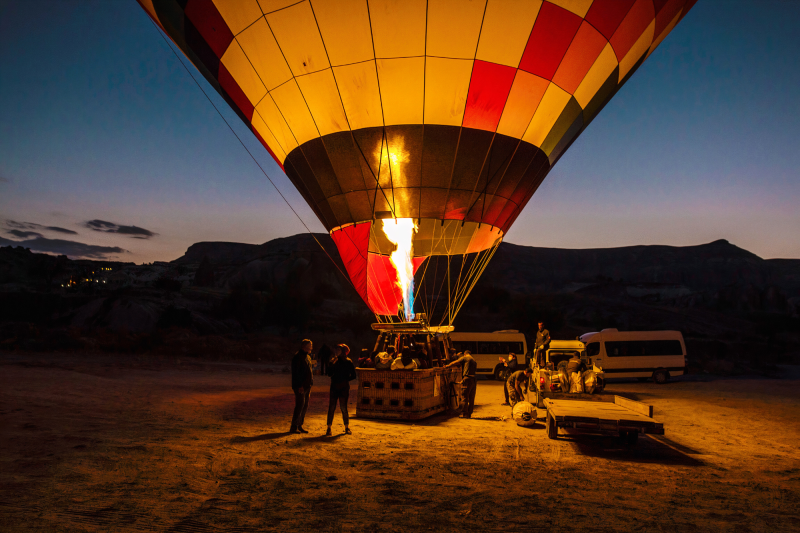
top-left (0, 236), bottom-right (128, 260)
top-left (7, 230), bottom-right (43, 239)
top-left (84, 219), bottom-right (156, 239)
top-left (4, 219), bottom-right (78, 236)
top-left (45, 226), bottom-right (78, 235)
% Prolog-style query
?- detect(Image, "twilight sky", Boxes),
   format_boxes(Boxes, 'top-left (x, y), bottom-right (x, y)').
top-left (1, 0), bottom-right (798, 263)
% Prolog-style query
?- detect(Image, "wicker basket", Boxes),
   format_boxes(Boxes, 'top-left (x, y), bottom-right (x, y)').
top-left (356, 367), bottom-right (461, 420)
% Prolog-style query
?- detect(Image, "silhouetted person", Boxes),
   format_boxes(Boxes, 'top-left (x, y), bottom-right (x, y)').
top-left (326, 344), bottom-right (356, 436)
top-left (316, 344), bottom-right (333, 376)
top-left (290, 339), bottom-right (313, 434)
top-left (445, 350), bottom-right (477, 418)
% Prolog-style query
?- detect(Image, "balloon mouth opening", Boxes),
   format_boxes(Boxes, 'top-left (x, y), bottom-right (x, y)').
top-left (381, 218), bottom-right (418, 321)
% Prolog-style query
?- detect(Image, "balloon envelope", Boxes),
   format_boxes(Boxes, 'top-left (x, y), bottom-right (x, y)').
top-left (139, 0), bottom-right (696, 319)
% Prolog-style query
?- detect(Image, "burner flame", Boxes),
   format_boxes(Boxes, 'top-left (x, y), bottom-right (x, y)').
top-left (381, 218), bottom-right (418, 321)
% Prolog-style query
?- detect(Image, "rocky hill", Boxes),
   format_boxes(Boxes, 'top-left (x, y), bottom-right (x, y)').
top-left (1, 236), bottom-right (798, 373)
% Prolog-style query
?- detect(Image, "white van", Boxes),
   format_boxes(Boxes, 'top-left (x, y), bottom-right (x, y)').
top-left (581, 329), bottom-right (687, 383)
top-left (449, 330), bottom-right (528, 380)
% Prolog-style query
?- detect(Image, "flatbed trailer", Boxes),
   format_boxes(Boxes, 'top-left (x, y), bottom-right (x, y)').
top-left (543, 395), bottom-right (664, 444)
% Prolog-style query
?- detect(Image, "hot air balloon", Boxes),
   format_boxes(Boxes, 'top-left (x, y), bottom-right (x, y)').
top-left (138, 0), bottom-right (696, 327)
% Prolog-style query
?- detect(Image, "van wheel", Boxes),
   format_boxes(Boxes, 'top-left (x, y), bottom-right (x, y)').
top-left (493, 365), bottom-right (507, 382)
top-left (653, 369), bottom-right (669, 384)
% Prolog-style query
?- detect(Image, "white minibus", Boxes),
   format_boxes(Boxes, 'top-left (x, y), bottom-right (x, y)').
top-left (449, 330), bottom-right (528, 380)
top-left (580, 329), bottom-right (687, 383)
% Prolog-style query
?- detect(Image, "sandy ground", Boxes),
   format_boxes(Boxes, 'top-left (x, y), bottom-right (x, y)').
top-left (1, 353), bottom-right (799, 532)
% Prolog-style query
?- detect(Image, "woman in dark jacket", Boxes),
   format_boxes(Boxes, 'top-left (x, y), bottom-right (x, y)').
top-left (326, 343), bottom-right (356, 436)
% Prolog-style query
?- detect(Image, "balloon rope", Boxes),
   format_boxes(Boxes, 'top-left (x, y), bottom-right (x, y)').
top-left (147, 18), bottom-right (362, 302)
top-left (451, 240), bottom-right (501, 320)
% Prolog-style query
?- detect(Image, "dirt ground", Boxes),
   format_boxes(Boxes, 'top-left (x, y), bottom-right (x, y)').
top-left (1, 353), bottom-right (799, 532)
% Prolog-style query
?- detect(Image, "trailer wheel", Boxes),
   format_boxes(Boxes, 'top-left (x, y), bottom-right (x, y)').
top-left (546, 412), bottom-right (558, 440)
top-left (620, 431), bottom-right (639, 445)
top-left (653, 369), bottom-right (669, 384)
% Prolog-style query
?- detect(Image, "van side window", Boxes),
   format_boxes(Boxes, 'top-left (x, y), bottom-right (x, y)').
top-left (586, 342), bottom-right (600, 357)
top-left (452, 341), bottom-right (477, 353)
top-left (605, 340), bottom-right (682, 357)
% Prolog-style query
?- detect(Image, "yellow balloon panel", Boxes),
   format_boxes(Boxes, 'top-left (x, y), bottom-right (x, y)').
top-left (220, 41), bottom-right (266, 107)
top-left (251, 111), bottom-right (287, 162)
top-left (476, 0), bottom-right (541, 68)
top-left (256, 0), bottom-right (303, 14)
top-left (376, 58), bottom-right (425, 126)
top-left (426, 0), bottom-right (486, 60)
top-left (333, 61), bottom-right (384, 131)
top-left (368, 0), bottom-right (427, 59)
top-left (237, 18), bottom-right (293, 92)
top-left (311, 0), bottom-right (374, 66)
top-left (423, 57), bottom-right (473, 127)
top-left (266, 2), bottom-right (330, 77)
top-left (295, 69), bottom-right (349, 137)
top-left (255, 95), bottom-right (299, 157)
top-left (270, 80), bottom-right (320, 146)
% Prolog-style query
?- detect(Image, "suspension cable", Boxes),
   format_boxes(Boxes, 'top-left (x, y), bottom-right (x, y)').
top-left (146, 17), bottom-right (357, 293)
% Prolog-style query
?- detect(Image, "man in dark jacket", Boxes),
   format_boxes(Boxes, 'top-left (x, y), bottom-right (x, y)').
top-left (325, 343), bottom-right (357, 436)
top-left (445, 350), bottom-right (478, 418)
top-left (290, 339), bottom-right (314, 434)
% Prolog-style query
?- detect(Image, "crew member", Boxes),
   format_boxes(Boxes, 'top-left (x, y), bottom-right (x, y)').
top-left (534, 322), bottom-right (551, 366)
top-left (505, 368), bottom-right (532, 408)
top-left (445, 350), bottom-right (478, 418)
top-left (326, 344), bottom-right (356, 436)
top-left (290, 339), bottom-right (314, 434)
top-left (499, 352), bottom-right (519, 404)
top-left (566, 351), bottom-right (585, 375)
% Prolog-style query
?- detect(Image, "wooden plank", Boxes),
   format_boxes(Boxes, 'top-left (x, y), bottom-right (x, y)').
top-left (614, 395), bottom-right (654, 418)
top-left (546, 400), bottom-right (656, 423)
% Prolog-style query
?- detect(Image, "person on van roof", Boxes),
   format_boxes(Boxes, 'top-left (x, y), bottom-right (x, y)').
top-left (534, 322), bottom-right (551, 366)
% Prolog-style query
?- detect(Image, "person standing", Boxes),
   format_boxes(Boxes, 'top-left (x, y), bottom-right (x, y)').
top-left (445, 350), bottom-right (478, 418)
top-left (326, 344), bottom-right (356, 436)
top-left (534, 322), bottom-right (551, 367)
top-left (290, 339), bottom-right (314, 434)
top-left (501, 353), bottom-right (520, 405)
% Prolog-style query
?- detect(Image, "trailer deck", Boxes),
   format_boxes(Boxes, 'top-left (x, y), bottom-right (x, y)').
top-left (544, 395), bottom-right (664, 444)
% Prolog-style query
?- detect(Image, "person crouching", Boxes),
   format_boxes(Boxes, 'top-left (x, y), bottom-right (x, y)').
top-left (326, 343), bottom-right (356, 436)
top-left (505, 367), bottom-right (532, 408)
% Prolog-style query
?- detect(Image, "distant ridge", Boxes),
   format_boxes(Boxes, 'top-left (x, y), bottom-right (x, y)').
top-left (171, 235), bottom-right (800, 297)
